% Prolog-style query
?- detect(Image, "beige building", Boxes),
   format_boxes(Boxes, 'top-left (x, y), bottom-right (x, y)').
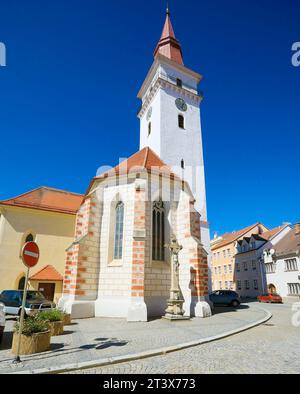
top-left (0, 187), bottom-right (82, 303)
top-left (211, 223), bottom-right (269, 293)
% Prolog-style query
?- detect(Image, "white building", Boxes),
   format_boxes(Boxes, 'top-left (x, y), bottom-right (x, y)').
top-left (234, 225), bottom-right (292, 298)
top-left (59, 9), bottom-right (212, 321)
top-left (263, 226), bottom-right (300, 297)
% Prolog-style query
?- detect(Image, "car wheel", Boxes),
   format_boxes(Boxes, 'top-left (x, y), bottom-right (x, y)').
top-left (231, 300), bottom-right (240, 308)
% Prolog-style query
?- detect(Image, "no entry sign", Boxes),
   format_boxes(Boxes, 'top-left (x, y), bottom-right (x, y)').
top-left (21, 242), bottom-right (40, 268)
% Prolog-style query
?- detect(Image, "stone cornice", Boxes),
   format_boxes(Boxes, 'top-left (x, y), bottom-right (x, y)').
top-left (138, 77), bottom-right (203, 119)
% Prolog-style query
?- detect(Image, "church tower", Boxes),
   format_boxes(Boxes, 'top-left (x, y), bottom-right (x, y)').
top-left (138, 8), bottom-right (211, 256)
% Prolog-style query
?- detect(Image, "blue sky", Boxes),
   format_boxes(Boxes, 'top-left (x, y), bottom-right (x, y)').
top-left (0, 0), bottom-right (299, 236)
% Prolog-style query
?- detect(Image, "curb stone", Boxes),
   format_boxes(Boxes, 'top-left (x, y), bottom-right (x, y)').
top-left (9, 308), bottom-right (272, 375)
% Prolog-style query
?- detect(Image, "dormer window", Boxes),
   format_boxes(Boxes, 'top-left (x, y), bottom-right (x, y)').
top-left (176, 78), bottom-right (182, 88)
top-left (178, 114), bottom-right (185, 129)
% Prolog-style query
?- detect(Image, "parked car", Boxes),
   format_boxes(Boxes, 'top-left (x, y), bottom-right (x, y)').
top-left (0, 290), bottom-right (55, 318)
top-left (209, 290), bottom-right (241, 307)
top-left (257, 293), bottom-right (283, 304)
top-left (0, 302), bottom-right (5, 344)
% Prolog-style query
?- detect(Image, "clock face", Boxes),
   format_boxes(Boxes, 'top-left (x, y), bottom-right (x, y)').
top-left (175, 98), bottom-right (187, 112)
top-left (146, 107), bottom-right (152, 121)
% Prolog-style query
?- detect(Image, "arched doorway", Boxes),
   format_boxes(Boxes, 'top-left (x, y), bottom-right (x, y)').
top-left (268, 284), bottom-right (277, 294)
top-left (18, 276), bottom-right (26, 290)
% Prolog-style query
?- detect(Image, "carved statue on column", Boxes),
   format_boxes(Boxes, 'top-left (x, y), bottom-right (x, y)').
top-left (163, 235), bottom-right (190, 321)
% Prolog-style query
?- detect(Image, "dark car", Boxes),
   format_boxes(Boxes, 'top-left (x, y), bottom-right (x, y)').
top-left (209, 290), bottom-right (241, 307)
top-left (0, 290), bottom-right (55, 318)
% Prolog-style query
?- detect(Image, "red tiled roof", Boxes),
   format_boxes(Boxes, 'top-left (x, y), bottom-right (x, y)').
top-left (30, 265), bottom-right (63, 281)
top-left (211, 223), bottom-right (264, 250)
top-left (261, 226), bottom-right (286, 241)
top-left (0, 187), bottom-right (83, 215)
top-left (274, 228), bottom-right (300, 256)
top-left (86, 147), bottom-right (181, 194)
top-left (154, 9), bottom-right (183, 65)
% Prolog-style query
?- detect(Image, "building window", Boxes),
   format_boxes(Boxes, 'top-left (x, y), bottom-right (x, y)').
top-left (229, 264), bottom-right (232, 273)
top-left (285, 258), bottom-right (298, 272)
top-left (227, 249), bottom-right (231, 258)
top-left (237, 280), bottom-right (242, 290)
top-left (251, 242), bottom-right (256, 249)
top-left (18, 276), bottom-right (26, 290)
top-left (244, 262), bottom-right (248, 271)
top-left (253, 280), bottom-right (258, 290)
top-left (152, 200), bottom-right (165, 261)
top-left (265, 263), bottom-right (276, 274)
top-left (218, 266), bottom-right (221, 274)
top-left (225, 281), bottom-right (229, 290)
top-left (236, 263), bottom-right (240, 272)
top-left (148, 122), bottom-right (152, 136)
top-left (288, 283), bottom-right (300, 296)
top-left (181, 159), bottom-right (185, 169)
top-left (178, 114), bottom-right (185, 129)
top-left (214, 267), bottom-right (217, 275)
top-left (223, 250), bottom-right (226, 258)
top-left (25, 234), bottom-right (34, 243)
top-left (176, 78), bottom-right (183, 88)
top-left (245, 280), bottom-right (250, 290)
top-left (114, 202), bottom-right (124, 260)
top-left (224, 265), bottom-right (228, 274)
top-left (219, 281), bottom-right (222, 289)
top-left (230, 281), bottom-right (233, 290)
top-left (252, 260), bottom-right (257, 270)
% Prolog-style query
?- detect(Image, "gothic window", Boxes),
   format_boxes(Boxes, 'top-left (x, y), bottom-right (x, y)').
top-left (152, 200), bottom-right (165, 261)
top-left (25, 234), bottom-right (34, 243)
top-left (148, 122), bottom-right (152, 136)
top-left (114, 202), bottom-right (124, 260)
top-left (178, 114), bottom-right (185, 129)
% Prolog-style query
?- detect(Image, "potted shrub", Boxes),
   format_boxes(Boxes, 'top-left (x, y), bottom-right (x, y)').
top-left (37, 309), bottom-right (64, 336)
top-left (62, 312), bottom-right (72, 326)
top-left (12, 315), bottom-right (50, 355)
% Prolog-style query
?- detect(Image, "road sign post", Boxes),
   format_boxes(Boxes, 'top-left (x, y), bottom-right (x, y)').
top-left (13, 241), bottom-right (40, 364)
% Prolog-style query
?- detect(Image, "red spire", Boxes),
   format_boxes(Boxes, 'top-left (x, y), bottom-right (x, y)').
top-left (154, 7), bottom-right (184, 65)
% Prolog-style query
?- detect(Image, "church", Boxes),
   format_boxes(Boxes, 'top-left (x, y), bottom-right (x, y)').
top-left (58, 9), bottom-right (212, 321)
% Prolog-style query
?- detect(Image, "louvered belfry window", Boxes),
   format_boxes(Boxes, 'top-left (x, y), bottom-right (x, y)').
top-left (152, 200), bottom-right (165, 261)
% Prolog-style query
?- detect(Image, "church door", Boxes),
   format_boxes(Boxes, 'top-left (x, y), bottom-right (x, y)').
top-left (38, 283), bottom-right (55, 301)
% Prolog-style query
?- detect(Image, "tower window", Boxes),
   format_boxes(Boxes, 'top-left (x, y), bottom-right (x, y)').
top-left (178, 114), bottom-right (185, 129)
top-left (181, 159), bottom-right (185, 169)
top-left (148, 122), bottom-right (152, 136)
top-left (176, 78), bottom-right (182, 88)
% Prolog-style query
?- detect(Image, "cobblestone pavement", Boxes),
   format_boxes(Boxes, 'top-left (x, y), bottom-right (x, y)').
top-left (68, 300), bottom-right (300, 374)
top-left (0, 303), bottom-right (268, 374)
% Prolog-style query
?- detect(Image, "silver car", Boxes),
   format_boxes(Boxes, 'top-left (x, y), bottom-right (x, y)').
top-left (0, 302), bottom-right (5, 344)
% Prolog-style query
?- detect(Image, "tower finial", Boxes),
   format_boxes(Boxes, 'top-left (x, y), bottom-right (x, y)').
top-left (166, 3), bottom-right (170, 16)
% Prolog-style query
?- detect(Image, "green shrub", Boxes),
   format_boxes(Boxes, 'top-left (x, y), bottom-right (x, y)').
top-left (37, 309), bottom-right (64, 322)
top-left (14, 315), bottom-right (49, 337)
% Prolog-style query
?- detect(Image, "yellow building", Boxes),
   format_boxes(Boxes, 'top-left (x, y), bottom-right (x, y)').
top-left (0, 187), bottom-right (82, 303)
top-left (211, 223), bottom-right (268, 292)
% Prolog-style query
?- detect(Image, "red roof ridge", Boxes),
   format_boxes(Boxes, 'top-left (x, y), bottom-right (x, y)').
top-left (30, 265), bottom-right (63, 281)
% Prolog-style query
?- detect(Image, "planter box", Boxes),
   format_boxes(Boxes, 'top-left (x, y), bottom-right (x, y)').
top-left (63, 314), bottom-right (72, 326)
top-left (12, 331), bottom-right (51, 355)
top-left (48, 321), bottom-right (64, 336)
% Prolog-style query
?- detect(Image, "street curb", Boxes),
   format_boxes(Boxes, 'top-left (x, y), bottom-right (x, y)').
top-left (9, 307), bottom-right (272, 375)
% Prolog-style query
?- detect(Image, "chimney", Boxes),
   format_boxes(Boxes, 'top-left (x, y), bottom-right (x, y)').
top-left (295, 223), bottom-right (300, 235)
